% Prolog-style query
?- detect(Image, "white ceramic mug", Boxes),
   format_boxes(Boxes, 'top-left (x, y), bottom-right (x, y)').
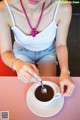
top-left (32, 81), bottom-right (61, 106)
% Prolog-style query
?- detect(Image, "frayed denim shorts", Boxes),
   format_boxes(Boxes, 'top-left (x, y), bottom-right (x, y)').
top-left (13, 42), bottom-right (57, 64)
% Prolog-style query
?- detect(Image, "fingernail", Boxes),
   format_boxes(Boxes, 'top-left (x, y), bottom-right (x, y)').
top-left (38, 77), bottom-right (42, 81)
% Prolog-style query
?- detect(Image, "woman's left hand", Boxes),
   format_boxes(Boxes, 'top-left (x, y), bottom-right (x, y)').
top-left (59, 72), bottom-right (75, 96)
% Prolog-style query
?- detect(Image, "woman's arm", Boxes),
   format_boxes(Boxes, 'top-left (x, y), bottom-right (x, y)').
top-left (56, 3), bottom-right (72, 71)
top-left (0, 8), bottom-right (14, 67)
top-left (56, 3), bottom-right (75, 96)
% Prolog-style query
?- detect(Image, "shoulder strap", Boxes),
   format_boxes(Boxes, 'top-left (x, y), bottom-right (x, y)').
top-left (53, 0), bottom-right (60, 21)
top-left (4, 0), bottom-right (15, 26)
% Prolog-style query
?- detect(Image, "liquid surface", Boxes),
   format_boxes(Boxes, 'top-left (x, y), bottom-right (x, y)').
top-left (35, 85), bottom-right (54, 102)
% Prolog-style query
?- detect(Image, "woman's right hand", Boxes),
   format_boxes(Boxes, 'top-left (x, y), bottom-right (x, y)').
top-left (13, 59), bottom-right (41, 84)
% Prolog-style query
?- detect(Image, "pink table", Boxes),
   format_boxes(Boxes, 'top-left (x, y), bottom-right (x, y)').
top-left (0, 77), bottom-right (80, 120)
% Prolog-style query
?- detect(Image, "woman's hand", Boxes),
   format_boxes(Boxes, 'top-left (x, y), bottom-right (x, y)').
top-left (59, 72), bottom-right (75, 96)
top-left (13, 60), bottom-right (41, 84)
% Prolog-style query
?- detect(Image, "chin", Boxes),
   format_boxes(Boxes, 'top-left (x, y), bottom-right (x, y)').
top-left (27, 0), bottom-right (39, 9)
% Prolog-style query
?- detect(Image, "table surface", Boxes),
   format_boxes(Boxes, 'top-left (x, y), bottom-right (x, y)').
top-left (0, 77), bottom-right (80, 120)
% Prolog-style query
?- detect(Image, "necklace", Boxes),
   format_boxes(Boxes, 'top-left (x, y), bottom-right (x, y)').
top-left (20, 0), bottom-right (45, 37)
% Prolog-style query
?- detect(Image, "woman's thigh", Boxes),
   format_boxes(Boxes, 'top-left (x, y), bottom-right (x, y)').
top-left (37, 62), bottom-right (56, 76)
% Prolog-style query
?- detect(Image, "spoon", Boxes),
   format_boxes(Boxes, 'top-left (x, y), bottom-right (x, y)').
top-left (40, 81), bottom-right (47, 93)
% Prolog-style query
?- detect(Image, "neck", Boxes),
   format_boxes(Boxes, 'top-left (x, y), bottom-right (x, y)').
top-left (21, 0), bottom-right (41, 13)
top-left (20, 0), bottom-right (52, 15)
top-left (27, 4), bottom-right (44, 15)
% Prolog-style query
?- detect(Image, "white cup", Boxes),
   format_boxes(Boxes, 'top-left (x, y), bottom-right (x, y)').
top-left (32, 81), bottom-right (61, 106)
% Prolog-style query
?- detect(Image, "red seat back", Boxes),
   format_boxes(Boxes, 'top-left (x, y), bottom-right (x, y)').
top-left (0, 57), bottom-right (17, 76)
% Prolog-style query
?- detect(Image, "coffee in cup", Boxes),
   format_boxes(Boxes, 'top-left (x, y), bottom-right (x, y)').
top-left (35, 85), bottom-right (54, 102)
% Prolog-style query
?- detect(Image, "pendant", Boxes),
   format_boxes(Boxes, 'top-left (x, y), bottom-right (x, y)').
top-left (31, 29), bottom-right (38, 37)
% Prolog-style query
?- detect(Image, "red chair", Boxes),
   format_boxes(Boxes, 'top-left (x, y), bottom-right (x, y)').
top-left (0, 57), bottom-right (17, 76)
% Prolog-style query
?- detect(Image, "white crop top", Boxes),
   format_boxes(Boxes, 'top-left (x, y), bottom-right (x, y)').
top-left (4, 0), bottom-right (60, 51)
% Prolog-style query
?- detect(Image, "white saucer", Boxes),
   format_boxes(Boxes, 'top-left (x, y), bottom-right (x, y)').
top-left (26, 81), bottom-right (64, 117)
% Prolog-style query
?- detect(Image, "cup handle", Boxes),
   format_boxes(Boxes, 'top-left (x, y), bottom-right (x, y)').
top-left (54, 93), bottom-right (61, 99)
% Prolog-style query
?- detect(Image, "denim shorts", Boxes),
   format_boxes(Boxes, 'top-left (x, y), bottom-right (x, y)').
top-left (13, 42), bottom-right (57, 64)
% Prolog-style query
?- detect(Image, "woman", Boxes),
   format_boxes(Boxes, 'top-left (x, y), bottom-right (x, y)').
top-left (0, 0), bottom-right (75, 96)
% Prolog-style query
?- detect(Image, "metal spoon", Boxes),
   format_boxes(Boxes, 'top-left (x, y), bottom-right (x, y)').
top-left (40, 81), bottom-right (47, 93)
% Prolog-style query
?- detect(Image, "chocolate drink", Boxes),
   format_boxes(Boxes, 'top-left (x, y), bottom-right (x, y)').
top-left (35, 85), bottom-right (54, 102)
